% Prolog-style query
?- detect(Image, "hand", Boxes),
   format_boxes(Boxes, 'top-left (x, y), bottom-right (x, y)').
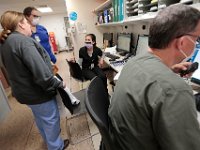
top-left (0, 30), bottom-right (11, 43)
top-left (69, 58), bottom-right (76, 63)
top-left (52, 64), bottom-right (59, 75)
top-left (171, 62), bottom-right (193, 77)
top-left (98, 59), bottom-right (104, 68)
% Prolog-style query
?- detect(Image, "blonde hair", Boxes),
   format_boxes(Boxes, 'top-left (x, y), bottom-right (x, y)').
top-left (0, 11), bottom-right (25, 32)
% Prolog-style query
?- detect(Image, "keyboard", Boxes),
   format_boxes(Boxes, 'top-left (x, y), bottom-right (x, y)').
top-left (105, 53), bottom-right (120, 59)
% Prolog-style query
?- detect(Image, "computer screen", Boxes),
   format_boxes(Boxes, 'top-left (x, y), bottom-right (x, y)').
top-left (135, 35), bottom-right (149, 55)
top-left (117, 33), bottom-right (132, 54)
top-left (103, 33), bottom-right (113, 48)
top-left (190, 47), bottom-right (200, 85)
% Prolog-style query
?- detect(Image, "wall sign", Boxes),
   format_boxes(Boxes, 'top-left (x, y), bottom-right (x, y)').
top-left (69, 11), bottom-right (77, 21)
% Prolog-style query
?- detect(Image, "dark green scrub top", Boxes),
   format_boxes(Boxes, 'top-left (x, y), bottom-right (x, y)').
top-left (109, 52), bottom-right (200, 150)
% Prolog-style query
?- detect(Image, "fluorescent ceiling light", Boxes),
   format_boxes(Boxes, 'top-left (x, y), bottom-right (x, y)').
top-left (37, 6), bottom-right (53, 13)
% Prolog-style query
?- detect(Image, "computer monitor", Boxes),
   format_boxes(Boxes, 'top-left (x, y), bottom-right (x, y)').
top-left (190, 48), bottom-right (200, 85)
top-left (117, 33), bottom-right (132, 55)
top-left (103, 33), bottom-right (113, 48)
top-left (135, 35), bottom-right (149, 55)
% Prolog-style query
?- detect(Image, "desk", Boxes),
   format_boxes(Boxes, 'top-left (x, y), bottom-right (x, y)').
top-left (104, 53), bottom-right (127, 81)
top-left (104, 56), bottom-right (124, 72)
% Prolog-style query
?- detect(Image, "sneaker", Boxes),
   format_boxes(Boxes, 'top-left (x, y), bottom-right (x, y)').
top-left (62, 139), bottom-right (69, 150)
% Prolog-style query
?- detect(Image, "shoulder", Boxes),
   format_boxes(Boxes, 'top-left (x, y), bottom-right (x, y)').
top-left (95, 46), bottom-right (101, 51)
top-left (8, 32), bottom-right (33, 44)
top-left (37, 25), bottom-right (48, 32)
top-left (79, 47), bottom-right (86, 52)
top-left (37, 24), bottom-right (46, 29)
top-left (123, 53), bottom-right (192, 94)
top-left (94, 47), bottom-right (102, 54)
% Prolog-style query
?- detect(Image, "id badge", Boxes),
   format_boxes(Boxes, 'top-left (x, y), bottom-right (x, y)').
top-left (91, 63), bottom-right (94, 69)
top-left (35, 35), bottom-right (41, 42)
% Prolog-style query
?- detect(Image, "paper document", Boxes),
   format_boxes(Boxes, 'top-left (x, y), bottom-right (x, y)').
top-left (104, 45), bottom-right (117, 54)
top-left (114, 71), bottom-right (121, 81)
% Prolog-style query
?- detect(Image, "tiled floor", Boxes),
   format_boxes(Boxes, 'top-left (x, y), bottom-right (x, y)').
top-left (0, 51), bottom-right (114, 150)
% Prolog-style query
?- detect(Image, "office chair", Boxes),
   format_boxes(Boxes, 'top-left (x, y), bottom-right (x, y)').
top-left (85, 76), bottom-right (115, 150)
top-left (66, 59), bottom-right (89, 90)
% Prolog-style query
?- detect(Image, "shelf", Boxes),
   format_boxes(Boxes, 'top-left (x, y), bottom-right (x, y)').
top-left (126, 0), bottom-right (138, 6)
top-left (124, 11), bottom-right (157, 24)
top-left (93, 0), bottom-right (112, 14)
top-left (96, 21), bottom-right (123, 27)
top-left (95, 2), bottom-right (200, 27)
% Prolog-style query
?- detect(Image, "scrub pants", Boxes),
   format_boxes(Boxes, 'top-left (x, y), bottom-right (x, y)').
top-left (28, 98), bottom-right (64, 150)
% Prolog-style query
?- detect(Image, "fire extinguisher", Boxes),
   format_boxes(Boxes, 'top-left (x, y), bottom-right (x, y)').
top-left (49, 32), bottom-right (58, 53)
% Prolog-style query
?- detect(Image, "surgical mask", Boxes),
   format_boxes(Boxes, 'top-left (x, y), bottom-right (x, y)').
top-left (32, 17), bottom-right (40, 26)
top-left (179, 36), bottom-right (197, 62)
top-left (179, 48), bottom-right (195, 62)
top-left (85, 43), bottom-right (93, 49)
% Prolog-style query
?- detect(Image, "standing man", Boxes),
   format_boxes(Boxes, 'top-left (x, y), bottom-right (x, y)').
top-left (109, 4), bottom-right (200, 150)
top-left (23, 7), bottom-right (57, 64)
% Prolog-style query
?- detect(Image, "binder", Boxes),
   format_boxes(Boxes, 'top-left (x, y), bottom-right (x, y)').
top-left (118, 0), bottom-right (124, 21)
top-left (113, 0), bottom-right (118, 22)
top-left (104, 9), bottom-right (109, 23)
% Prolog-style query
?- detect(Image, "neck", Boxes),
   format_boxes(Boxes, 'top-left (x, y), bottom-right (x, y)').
top-left (148, 47), bottom-right (177, 68)
top-left (87, 47), bottom-right (93, 51)
top-left (31, 26), bottom-right (36, 33)
top-left (15, 28), bottom-right (27, 36)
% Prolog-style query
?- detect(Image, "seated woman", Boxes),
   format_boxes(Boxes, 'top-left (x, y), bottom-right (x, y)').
top-left (78, 33), bottom-right (107, 88)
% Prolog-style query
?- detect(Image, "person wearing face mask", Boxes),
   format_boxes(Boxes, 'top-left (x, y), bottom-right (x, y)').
top-left (78, 33), bottom-right (107, 88)
top-left (108, 4), bottom-right (200, 150)
top-left (23, 6), bottom-right (57, 64)
top-left (0, 11), bottom-right (69, 150)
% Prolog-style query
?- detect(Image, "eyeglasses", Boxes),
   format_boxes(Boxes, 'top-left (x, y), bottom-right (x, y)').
top-left (184, 34), bottom-right (200, 44)
top-left (31, 14), bottom-right (41, 18)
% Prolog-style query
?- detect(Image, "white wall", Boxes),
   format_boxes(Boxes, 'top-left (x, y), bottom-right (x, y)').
top-left (66, 0), bottom-right (106, 59)
top-left (39, 13), bottom-right (68, 50)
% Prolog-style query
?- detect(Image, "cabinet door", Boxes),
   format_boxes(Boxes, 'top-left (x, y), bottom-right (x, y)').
top-left (0, 68), bottom-right (9, 89)
top-left (0, 81), bottom-right (11, 122)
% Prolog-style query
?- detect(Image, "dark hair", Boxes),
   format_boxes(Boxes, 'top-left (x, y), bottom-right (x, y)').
top-left (149, 4), bottom-right (200, 49)
top-left (86, 33), bottom-right (96, 47)
top-left (23, 7), bottom-right (37, 17)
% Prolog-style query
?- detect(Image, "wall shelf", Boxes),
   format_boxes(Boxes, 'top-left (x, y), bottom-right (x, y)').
top-left (96, 21), bottom-right (123, 27)
top-left (123, 11), bottom-right (157, 24)
top-left (95, 2), bottom-right (200, 27)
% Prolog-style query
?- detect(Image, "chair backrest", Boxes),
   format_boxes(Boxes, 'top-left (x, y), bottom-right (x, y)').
top-left (85, 77), bottom-right (114, 150)
top-left (66, 59), bottom-right (84, 81)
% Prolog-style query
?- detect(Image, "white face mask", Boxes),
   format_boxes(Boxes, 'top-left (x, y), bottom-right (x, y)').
top-left (32, 17), bottom-right (40, 26)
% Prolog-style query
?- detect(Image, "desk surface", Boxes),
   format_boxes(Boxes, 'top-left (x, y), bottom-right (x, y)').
top-left (104, 53), bottom-right (127, 81)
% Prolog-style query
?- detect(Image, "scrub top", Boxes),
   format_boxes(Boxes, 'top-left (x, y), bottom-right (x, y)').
top-left (31, 25), bottom-right (57, 63)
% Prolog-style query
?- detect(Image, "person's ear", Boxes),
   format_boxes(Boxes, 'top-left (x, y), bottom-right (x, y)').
top-left (176, 36), bottom-right (186, 51)
top-left (18, 22), bottom-right (25, 30)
